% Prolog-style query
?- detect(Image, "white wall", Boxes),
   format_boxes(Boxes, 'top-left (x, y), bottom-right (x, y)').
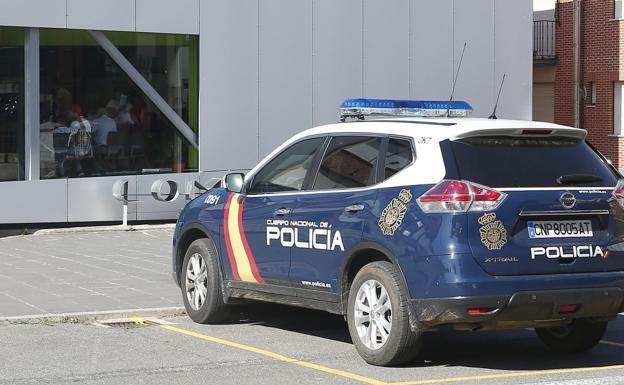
top-left (0, 0), bottom-right (199, 34)
top-left (200, 0), bottom-right (533, 171)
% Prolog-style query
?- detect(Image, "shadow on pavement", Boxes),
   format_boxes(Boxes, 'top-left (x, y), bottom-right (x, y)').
top-left (220, 302), bottom-right (624, 371)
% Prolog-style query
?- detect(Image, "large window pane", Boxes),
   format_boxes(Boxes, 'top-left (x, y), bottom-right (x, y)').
top-left (0, 27), bottom-right (25, 181)
top-left (39, 29), bottom-right (198, 179)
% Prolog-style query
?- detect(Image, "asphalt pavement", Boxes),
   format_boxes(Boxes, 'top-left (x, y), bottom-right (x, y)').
top-left (1, 228), bottom-right (623, 385)
top-left (1, 305), bottom-right (623, 385)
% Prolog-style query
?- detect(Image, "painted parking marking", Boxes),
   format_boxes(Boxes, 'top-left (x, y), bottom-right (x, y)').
top-left (133, 316), bottom-right (624, 385)
top-left (601, 340), bottom-right (624, 348)
top-left (388, 365), bottom-right (624, 385)
top-left (132, 317), bottom-right (388, 385)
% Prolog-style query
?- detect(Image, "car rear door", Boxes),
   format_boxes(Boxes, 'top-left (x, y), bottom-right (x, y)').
top-left (444, 133), bottom-right (624, 276)
top-left (287, 135), bottom-right (384, 298)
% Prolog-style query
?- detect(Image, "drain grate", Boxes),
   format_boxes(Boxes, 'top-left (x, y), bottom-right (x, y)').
top-left (98, 320), bottom-right (149, 329)
top-left (95, 317), bottom-right (158, 329)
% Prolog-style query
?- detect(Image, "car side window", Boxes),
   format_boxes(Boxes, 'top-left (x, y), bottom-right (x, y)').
top-left (312, 136), bottom-right (382, 190)
top-left (248, 137), bottom-right (325, 194)
top-left (384, 138), bottom-right (414, 179)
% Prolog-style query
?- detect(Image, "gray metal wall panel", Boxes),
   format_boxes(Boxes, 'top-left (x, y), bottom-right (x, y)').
top-left (0, 0), bottom-right (67, 28)
top-left (136, 173), bottom-right (198, 221)
top-left (312, 0), bottom-right (362, 127)
top-left (363, 0), bottom-right (410, 99)
top-left (494, 0), bottom-right (533, 120)
top-left (258, 0), bottom-right (313, 158)
top-left (67, 176), bottom-right (137, 223)
top-left (200, 0), bottom-right (259, 171)
top-left (136, 0), bottom-right (200, 34)
top-left (410, 0), bottom-right (454, 100)
top-left (0, 180), bottom-right (67, 224)
top-left (452, 0), bottom-right (495, 118)
top-left (67, 0), bottom-right (136, 32)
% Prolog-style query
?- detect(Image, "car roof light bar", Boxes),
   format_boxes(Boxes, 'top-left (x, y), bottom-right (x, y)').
top-left (339, 98), bottom-right (473, 121)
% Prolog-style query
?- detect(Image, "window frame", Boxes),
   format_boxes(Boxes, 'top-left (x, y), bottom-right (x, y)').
top-left (245, 135), bottom-right (329, 195)
top-left (306, 133), bottom-right (416, 193)
top-left (245, 132), bottom-right (417, 196)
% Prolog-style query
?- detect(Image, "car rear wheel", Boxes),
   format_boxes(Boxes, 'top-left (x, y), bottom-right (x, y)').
top-left (347, 261), bottom-right (422, 366)
top-left (535, 319), bottom-right (607, 353)
top-left (181, 238), bottom-right (230, 324)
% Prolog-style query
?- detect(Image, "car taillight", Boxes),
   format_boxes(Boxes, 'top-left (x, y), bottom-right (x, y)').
top-left (612, 179), bottom-right (624, 208)
top-left (417, 179), bottom-right (506, 213)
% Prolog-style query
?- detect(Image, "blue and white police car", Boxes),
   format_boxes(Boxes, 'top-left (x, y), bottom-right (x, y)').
top-left (172, 99), bottom-right (624, 366)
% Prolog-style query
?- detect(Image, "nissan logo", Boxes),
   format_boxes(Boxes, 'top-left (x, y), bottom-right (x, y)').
top-left (560, 192), bottom-right (577, 209)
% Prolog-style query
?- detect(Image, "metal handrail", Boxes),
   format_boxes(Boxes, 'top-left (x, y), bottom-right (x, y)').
top-left (534, 20), bottom-right (556, 61)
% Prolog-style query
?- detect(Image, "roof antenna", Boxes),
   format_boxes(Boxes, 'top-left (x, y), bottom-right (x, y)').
top-left (489, 74), bottom-right (506, 120)
top-left (447, 42), bottom-right (467, 117)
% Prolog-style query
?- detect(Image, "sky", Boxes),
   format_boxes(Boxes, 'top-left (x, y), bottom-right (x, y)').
top-left (534, 0), bottom-right (556, 12)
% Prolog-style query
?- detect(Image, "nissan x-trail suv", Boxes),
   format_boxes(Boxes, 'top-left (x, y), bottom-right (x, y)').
top-left (172, 99), bottom-right (624, 366)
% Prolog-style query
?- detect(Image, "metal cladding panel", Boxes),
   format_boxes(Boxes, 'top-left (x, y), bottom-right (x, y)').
top-left (452, 0), bottom-right (495, 118)
top-left (67, 0), bottom-right (135, 32)
top-left (410, 0), bottom-right (454, 100)
top-left (258, 0), bottom-right (313, 158)
top-left (200, 0), bottom-right (259, 171)
top-left (67, 176), bottom-right (137, 223)
top-left (312, 0), bottom-right (363, 127)
top-left (0, 0), bottom-right (67, 28)
top-left (362, 0), bottom-right (410, 99)
top-left (136, 0), bottom-right (200, 34)
top-left (494, 0), bottom-right (533, 120)
top-left (0, 180), bottom-right (67, 224)
top-left (136, 172), bottom-right (199, 221)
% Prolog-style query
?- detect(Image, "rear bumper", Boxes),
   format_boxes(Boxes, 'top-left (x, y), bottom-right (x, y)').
top-left (410, 287), bottom-right (624, 331)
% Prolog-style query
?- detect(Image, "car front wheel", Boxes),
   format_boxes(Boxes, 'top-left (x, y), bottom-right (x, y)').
top-left (346, 261), bottom-right (422, 366)
top-left (181, 238), bottom-right (230, 324)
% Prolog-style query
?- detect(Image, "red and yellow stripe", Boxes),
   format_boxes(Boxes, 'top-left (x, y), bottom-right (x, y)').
top-left (223, 193), bottom-right (264, 284)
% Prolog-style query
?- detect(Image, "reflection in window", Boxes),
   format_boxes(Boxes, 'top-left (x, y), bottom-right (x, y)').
top-left (39, 29), bottom-right (198, 179)
top-left (384, 138), bottom-right (413, 179)
top-left (249, 138), bottom-right (324, 193)
top-left (313, 136), bottom-right (382, 190)
top-left (0, 27), bottom-right (24, 181)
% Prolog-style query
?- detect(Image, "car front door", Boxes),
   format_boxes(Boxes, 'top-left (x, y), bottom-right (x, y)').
top-left (287, 136), bottom-right (384, 300)
top-left (220, 137), bottom-right (326, 287)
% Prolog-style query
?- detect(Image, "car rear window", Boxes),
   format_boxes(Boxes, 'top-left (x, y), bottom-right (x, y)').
top-left (447, 136), bottom-right (619, 188)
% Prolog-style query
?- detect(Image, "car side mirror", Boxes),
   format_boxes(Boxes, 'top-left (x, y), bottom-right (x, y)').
top-left (223, 173), bottom-right (245, 193)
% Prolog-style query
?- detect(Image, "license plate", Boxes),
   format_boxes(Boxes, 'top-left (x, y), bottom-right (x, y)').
top-left (528, 220), bottom-right (593, 239)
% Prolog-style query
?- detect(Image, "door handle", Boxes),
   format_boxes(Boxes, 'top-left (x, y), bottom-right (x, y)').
top-left (273, 208), bottom-right (291, 216)
top-left (345, 204), bottom-right (365, 213)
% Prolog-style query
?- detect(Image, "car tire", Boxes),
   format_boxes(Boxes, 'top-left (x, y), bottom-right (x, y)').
top-left (535, 319), bottom-right (607, 353)
top-left (181, 238), bottom-right (230, 324)
top-left (346, 261), bottom-right (422, 366)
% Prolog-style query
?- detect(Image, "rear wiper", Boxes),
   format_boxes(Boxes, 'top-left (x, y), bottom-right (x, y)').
top-left (556, 174), bottom-right (604, 185)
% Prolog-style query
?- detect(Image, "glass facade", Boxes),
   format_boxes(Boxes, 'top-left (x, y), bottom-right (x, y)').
top-left (39, 29), bottom-right (198, 179)
top-left (0, 27), bottom-right (25, 181)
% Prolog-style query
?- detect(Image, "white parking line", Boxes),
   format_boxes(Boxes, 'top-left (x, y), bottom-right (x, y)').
top-left (601, 340), bottom-right (624, 348)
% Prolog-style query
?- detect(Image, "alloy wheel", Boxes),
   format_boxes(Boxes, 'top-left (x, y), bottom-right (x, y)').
top-left (354, 279), bottom-right (393, 350)
top-left (186, 253), bottom-right (208, 310)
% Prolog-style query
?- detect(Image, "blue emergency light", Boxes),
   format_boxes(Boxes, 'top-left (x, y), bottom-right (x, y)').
top-left (339, 98), bottom-right (473, 119)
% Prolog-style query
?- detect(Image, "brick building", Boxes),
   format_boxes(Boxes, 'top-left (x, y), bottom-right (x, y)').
top-left (554, 0), bottom-right (624, 169)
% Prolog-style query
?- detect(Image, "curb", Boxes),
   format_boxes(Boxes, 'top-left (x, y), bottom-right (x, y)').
top-left (0, 306), bottom-right (186, 325)
top-left (31, 223), bottom-right (176, 236)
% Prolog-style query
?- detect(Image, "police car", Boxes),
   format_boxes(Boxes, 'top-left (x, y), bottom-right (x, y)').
top-left (172, 99), bottom-right (624, 366)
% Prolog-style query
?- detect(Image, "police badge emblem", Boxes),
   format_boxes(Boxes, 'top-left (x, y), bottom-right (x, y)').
top-left (379, 189), bottom-right (413, 236)
top-left (478, 212), bottom-right (508, 250)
